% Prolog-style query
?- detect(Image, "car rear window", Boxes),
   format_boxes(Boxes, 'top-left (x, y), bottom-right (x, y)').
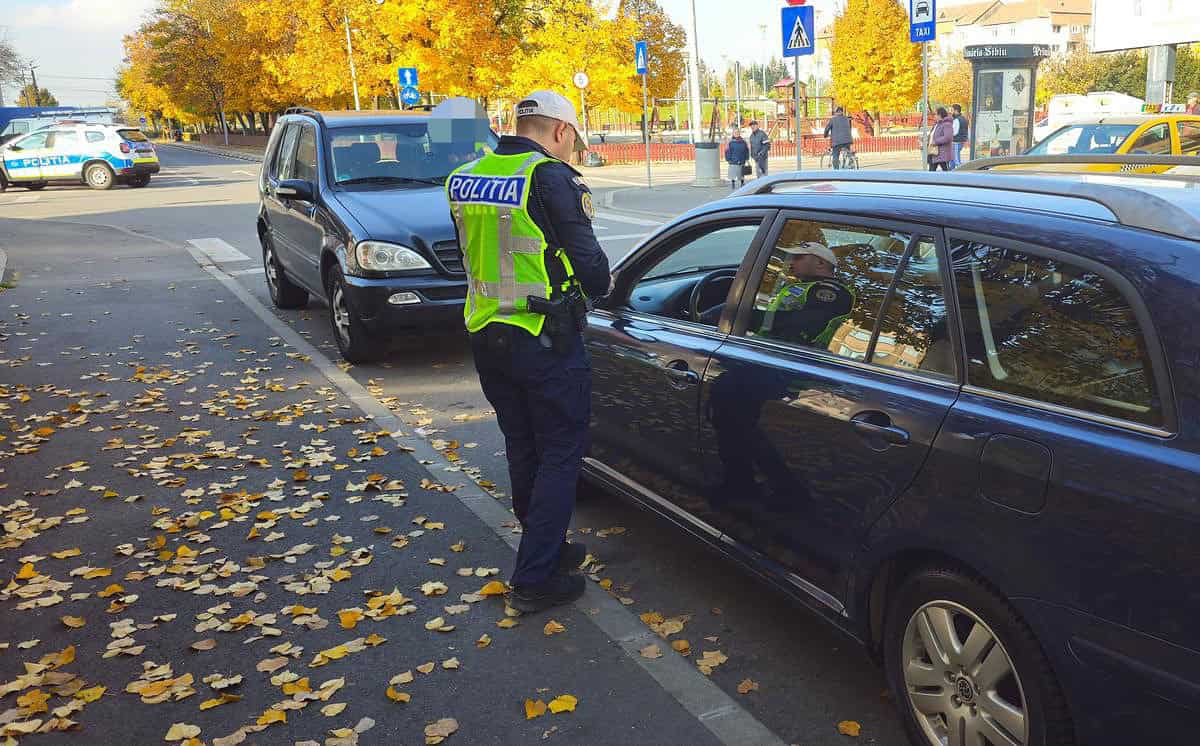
top-left (1027, 124), bottom-right (1136, 155)
top-left (118, 129), bottom-right (149, 142)
top-left (950, 237), bottom-right (1162, 427)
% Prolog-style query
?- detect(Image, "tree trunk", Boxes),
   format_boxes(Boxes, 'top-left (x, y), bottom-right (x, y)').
top-left (260, 112), bottom-right (270, 132)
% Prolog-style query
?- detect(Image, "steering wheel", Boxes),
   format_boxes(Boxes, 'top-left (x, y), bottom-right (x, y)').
top-left (688, 268), bottom-right (738, 323)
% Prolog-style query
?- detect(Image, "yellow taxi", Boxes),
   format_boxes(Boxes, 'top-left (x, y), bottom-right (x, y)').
top-left (1019, 110), bottom-right (1200, 173)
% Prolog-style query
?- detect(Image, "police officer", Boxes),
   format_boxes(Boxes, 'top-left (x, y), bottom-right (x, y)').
top-left (446, 91), bottom-right (610, 613)
top-left (758, 242), bottom-right (854, 348)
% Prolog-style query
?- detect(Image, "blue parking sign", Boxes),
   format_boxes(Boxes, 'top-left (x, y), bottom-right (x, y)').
top-left (910, 0), bottom-right (936, 43)
top-left (635, 41), bottom-right (648, 75)
top-left (397, 67), bottom-right (419, 89)
top-left (781, 5), bottom-right (815, 58)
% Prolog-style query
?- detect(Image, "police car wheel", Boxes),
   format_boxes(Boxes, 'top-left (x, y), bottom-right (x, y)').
top-left (325, 266), bottom-right (375, 364)
top-left (84, 163), bottom-right (114, 190)
top-left (24, 181), bottom-right (46, 191)
top-left (129, 175), bottom-right (151, 188)
top-left (884, 567), bottom-right (1075, 746)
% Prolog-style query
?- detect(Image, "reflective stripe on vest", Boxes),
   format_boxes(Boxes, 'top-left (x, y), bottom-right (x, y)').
top-left (447, 151), bottom-right (567, 335)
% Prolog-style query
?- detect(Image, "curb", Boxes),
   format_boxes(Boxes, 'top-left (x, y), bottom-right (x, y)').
top-left (157, 142), bottom-right (264, 163)
top-left (61, 219), bottom-right (787, 746)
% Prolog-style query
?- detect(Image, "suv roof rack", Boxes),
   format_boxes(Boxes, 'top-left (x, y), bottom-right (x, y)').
top-left (956, 154), bottom-right (1200, 173)
top-left (741, 167), bottom-right (1200, 241)
top-left (283, 106), bottom-right (324, 123)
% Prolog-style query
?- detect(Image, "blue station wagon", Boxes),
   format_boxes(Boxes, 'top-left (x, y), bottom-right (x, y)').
top-left (581, 169), bottom-right (1200, 746)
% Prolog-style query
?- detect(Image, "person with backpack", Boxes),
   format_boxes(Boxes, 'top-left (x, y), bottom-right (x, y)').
top-left (951, 104), bottom-right (970, 169)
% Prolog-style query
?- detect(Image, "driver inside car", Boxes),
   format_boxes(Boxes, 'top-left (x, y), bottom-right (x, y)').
top-left (755, 242), bottom-right (855, 348)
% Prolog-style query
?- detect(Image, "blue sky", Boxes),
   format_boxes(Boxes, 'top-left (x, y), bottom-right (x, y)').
top-left (1, 0), bottom-right (972, 107)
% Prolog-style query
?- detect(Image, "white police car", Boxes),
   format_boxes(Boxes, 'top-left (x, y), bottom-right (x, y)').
top-left (0, 122), bottom-right (160, 191)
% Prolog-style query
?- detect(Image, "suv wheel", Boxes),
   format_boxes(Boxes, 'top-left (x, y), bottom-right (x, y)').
top-left (24, 181), bottom-right (47, 191)
top-left (129, 174), bottom-right (151, 188)
top-left (884, 567), bottom-right (1074, 746)
top-left (325, 265), bottom-right (374, 363)
top-left (262, 234), bottom-right (307, 309)
top-left (84, 163), bottom-right (114, 190)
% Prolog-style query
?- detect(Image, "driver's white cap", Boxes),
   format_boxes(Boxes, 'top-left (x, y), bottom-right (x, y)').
top-left (781, 241), bottom-right (837, 267)
top-left (515, 90), bottom-right (587, 152)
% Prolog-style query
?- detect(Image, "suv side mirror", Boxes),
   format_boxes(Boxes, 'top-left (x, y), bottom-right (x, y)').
top-left (276, 179), bottom-right (313, 201)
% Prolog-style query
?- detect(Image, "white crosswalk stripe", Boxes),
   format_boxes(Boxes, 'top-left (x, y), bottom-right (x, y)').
top-left (186, 237), bottom-right (251, 264)
top-left (0, 194), bottom-right (42, 205)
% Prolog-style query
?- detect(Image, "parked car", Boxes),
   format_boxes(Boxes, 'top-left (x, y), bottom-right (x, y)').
top-left (581, 167), bottom-right (1200, 746)
top-left (1023, 113), bottom-right (1200, 173)
top-left (0, 122), bottom-right (158, 191)
top-left (256, 99), bottom-right (496, 362)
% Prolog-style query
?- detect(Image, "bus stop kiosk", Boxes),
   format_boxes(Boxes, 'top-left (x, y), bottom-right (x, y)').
top-left (964, 44), bottom-right (1053, 159)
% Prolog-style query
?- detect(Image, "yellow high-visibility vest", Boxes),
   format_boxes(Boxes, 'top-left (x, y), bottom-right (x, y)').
top-left (446, 151), bottom-right (576, 335)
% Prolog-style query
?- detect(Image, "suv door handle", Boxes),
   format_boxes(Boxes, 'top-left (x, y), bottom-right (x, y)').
top-left (850, 411), bottom-right (909, 446)
top-left (663, 359), bottom-right (699, 388)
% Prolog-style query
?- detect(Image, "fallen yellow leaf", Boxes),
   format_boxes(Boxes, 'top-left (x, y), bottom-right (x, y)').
top-left (190, 639), bottom-right (217, 652)
top-left (837, 720), bottom-right (862, 737)
top-left (337, 609), bottom-right (363, 629)
top-left (476, 634), bottom-right (491, 649)
top-left (51, 548), bottom-right (82, 559)
top-left (321, 702), bottom-right (347, 717)
top-left (543, 620), bottom-right (565, 636)
top-left (416, 662), bottom-right (435, 674)
top-left (496, 617), bottom-right (519, 629)
top-left (736, 678), bottom-right (759, 695)
top-left (639, 644), bottom-right (662, 659)
top-left (60, 615), bottom-right (86, 629)
top-left (478, 580), bottom-right (508, 596)
top-left (386, 686), bottom-right (411, 703)
top-left (548, 694), bottom-right (577, 714)
top-left (97, 583), bottom-right (124, 598)
top-left (525, 698), bottom-right (547, 720)
top-left (256, 709), bottom-right (286, 726)
top-left (199, 694), bottom-right (242, 710)
top-left (74, 686), bottom-right (105, 703)
top-left (15, 563), bottom-right (37, 580)
top-left (164, 722), bottom-right (201, 741)
top-left (671, 639), bottom-right (691, 656)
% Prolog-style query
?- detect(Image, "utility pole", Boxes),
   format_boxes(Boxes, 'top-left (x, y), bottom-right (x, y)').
top-left (29, 64), bottom-right (41, 106)
top-left (688, 0), bottom-right (703, 143)
top-left (794, 56), bottom-right (801, 170)
top-left (735, 60), bottom-right (742, 129)
top-left (344, 13), bottom-right (361, 111)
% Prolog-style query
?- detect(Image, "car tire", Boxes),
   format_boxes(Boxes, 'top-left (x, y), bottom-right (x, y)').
top-left (261, 234), bottom-right (307, 309)
top-left (884, 566), bottom-right (1075, 746)
top-left (325, 265), bottom-right (375, 364)
top-left (84, 163), bottom-right (114, 190)
top-left (129, 174), bottom-right (151, 188)
top-left (24, 181), bottom-right (47, 191)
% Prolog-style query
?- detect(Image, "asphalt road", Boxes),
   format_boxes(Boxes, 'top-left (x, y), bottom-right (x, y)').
top-left (0, 145), bottom-right (907, 745)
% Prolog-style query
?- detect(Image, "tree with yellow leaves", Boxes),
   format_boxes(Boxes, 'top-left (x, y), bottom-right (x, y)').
top-left (929, 59), bottom-right (972, 110)
top-left (619, 0), bottom-right (687, 101)
top-left (829, 0), bottom-right (922, 130)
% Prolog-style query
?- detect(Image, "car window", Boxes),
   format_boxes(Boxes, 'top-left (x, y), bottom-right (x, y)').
top-left (12, 131), bottom-right (49, 150)
top-left (1127, 122), bottom-right (1171, 154)
top-left (274, 125), bottom-right (300, 180)
top-left (293, 125), bottom-right (318, 183)
top-left (1027, 124), bottom-right (1136, 155)
top-left (11, 122), bottom-right (29, 135)
top-left (950, 238), bottom-right (1161, 426)
top-left (1178, 121), bottom-right (1200, 156)
top-left (48, 130), bottom-right (79, 151)
top-left (85, 131), bottom-right (105, 143)
top-left (745, 219), bottom-right (917, 366)
top-left (329, 121), bottom-right (496, 185)
top-left (870, 237), bottom-right (956, 378)
top-left (626, 221), bottom-right (761, 326)
top-left (117, 129), bottom-right (149, 142)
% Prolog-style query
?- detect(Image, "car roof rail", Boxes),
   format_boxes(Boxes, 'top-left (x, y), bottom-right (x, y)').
top-left (956, 154), bottom-right (1200, 172)
top-left (740, 167), bottom-right (1200, 241)
top-left (283, 106), bottom-right (324, 124)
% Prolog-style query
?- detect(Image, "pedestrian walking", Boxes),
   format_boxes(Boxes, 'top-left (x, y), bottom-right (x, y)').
top-left (929, 107), bottom-right (954, 172)
top-left (1187, 91), bottom-right (1200, 115)
top-left (726, 127), bottom-right (750, 189)
top-left (824, 107), bottom-right (854, 169)
top-left (748, 120), bottom-right (771, 178)
top-left (951, 103), bottom-right (969, 169)
top-left (445, 90), bottom-right (611, 613)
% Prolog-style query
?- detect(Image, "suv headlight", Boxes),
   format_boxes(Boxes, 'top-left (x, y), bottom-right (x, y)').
top-left (354, 241), bottom-right (431, 271)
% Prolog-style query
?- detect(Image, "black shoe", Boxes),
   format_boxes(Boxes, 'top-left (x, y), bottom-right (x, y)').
top-left (558, 541), bottom-right (587, 572)
top-left (509, 572), bottom-right (586, 614)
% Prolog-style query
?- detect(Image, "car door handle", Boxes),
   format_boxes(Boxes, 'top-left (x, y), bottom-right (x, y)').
top-left (850, 412), bottom-right (909, 446)
top-left (663, 360), bottom-right (699, 388)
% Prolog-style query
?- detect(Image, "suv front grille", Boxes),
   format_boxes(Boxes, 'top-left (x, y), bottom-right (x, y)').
top-left (432, 241), bottom-right (464, 275)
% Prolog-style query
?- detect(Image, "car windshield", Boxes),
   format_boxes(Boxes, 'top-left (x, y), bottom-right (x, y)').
top-left (328, 121), bottom-right (495, 186)
top-left (118, 129), bottom-right (149, 142)
top-left (1026, 123), bottom-right (1138, 155)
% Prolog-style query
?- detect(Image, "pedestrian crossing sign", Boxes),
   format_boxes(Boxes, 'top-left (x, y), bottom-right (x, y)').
top-left (781, 5), bottom-right (815, 58)
top-left (635, 40), bottom-right (648, 75)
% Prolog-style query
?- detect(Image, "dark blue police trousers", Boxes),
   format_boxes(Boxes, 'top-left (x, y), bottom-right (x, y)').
top-left (470, 325), bottom-right (590, 587)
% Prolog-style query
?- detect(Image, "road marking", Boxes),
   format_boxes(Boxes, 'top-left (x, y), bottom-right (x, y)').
top-left (227, 267), bottom-right (262, 276)
top-left (0, 246), bottom-right (7, 283)
top-left (593, 211), bottom-right (662, 227)
top-left (232, 169), bottom-right (255, 176)
top-left (0, 194), bottom-right (42, 205)
top-left (598, 232), bottom-right (651, 242)
top-left (186, 237), bottom-right (251, 264)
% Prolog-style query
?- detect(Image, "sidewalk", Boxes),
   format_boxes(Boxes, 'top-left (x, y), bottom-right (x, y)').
top-left (159, 140), bottom-right (265, 162)
top-left (0, 219), bottom-right (775, 745)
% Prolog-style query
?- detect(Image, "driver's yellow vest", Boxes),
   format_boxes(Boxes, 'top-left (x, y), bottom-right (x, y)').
top-left (446, 151), bottom-right (575, 336)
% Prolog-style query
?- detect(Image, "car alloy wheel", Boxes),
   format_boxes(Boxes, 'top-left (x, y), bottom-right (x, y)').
top-left (901, 600), bottom-right (1028, 746)
top-left (330, 282), bottom-right (352, 346)
top-left (85, 164), bottom-right (113, 190)
top-left (324, 266), bottom-right (373, 363)
top-left (261, 235), bottom-right (307, 309)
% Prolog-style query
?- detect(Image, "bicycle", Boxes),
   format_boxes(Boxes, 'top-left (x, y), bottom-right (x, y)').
top-left (819, 146), bottom-right (859, 170)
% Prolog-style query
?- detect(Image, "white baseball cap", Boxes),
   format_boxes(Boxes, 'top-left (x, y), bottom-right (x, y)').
top-left (781, 241), bottom-right (837, 267)
top-left (515, 90), bottom-right (587, 152)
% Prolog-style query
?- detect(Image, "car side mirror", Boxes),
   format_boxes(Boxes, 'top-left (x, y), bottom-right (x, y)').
top-left (276, 179), bottom-right (313, 201)
top-left (8, 144), bottom-right (21, 151)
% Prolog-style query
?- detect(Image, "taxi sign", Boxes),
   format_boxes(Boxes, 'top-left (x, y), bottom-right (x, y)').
top-left (781, 5), bottom-right (815, 58)
top-left (910, 0), bottom-right (936, 43)
top-left (1142, 103), bottom-right (1187, 113)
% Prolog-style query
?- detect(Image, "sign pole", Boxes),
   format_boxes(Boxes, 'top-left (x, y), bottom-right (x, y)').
top-left (920, 43), bottom-right (928, 169)
top-left (794, 56), bottom-right (802, 170)
top-left (642, 71), bottom-right (652, 189)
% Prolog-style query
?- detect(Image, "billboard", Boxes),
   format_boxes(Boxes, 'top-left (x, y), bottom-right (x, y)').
top-left (1092, 0), bottom-right (1200, 53)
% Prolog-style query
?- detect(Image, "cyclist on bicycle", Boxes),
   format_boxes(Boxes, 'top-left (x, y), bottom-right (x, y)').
top-left (823, 107), bottom-right (854, 170)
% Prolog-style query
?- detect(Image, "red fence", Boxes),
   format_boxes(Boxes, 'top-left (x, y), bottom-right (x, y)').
top-left (588, 135), bottom-right (920, 165)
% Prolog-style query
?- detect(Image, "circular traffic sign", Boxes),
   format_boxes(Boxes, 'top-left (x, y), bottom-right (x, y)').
top-left (400, 86), bottom-right (421, 105)
top-left (572, 72), bottom-right (590, 90)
